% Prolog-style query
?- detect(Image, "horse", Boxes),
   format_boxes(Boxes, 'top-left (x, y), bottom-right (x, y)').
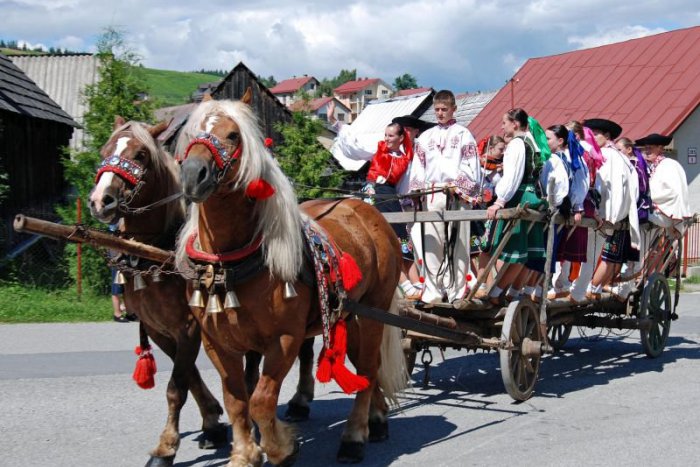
top-left (89, 118), bottom-right (227, 467)
top-left (175, 92), bottom-right (408, 466)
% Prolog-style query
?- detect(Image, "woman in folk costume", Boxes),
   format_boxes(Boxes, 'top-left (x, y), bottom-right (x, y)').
top-left (520, 124), bottom-right (571, 302)
top-left (563, 121), bottom-right (607, 302)
top-left (547, 126), bottom-right (590, 299)
top-left (361, 122), bottom-right (421, 298)
top-left (474, 108), bottom-right (547, 305)
top-left (636, 133), bottom-right (692, 235)
top-left (408, 90), bottom-right (481, 304)
top-left (583, 118), bottom-right (640, 301)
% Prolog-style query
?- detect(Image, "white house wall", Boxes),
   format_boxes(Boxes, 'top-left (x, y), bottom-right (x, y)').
top-left (674, 104), bottom-right (700, 214)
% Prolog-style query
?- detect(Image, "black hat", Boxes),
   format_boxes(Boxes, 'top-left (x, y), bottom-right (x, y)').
top-left (392, 115), bottom-right (436, 133)
top-left (635, 133), bottom-right (672, 146)
top-left (583, 118), bottom-right (623, 140)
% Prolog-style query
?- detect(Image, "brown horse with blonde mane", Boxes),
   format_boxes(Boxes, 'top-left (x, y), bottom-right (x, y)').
top-left (175, 92), bottom-right (408, 466)
top-left (89, 118), bottom-right (227, 467)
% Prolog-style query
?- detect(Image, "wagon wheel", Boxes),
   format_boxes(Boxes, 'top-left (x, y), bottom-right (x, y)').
top-left (639, 272), bottom-right (672, 358)
top-left (547, 323), bottom-right (573, 351)
top-left (499, 300), bottom-right (542, 401)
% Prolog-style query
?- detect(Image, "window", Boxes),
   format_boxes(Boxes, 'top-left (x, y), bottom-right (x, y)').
top-left (337, 113), bottom-right (345, 122)
top-left (381, 90), bottom-right (388, 95)
top-left (365, 89), bottom-right (372, 95)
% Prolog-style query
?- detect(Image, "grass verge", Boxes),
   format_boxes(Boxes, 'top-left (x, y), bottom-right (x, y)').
top-left (0, 283), bottom-right (111, 323)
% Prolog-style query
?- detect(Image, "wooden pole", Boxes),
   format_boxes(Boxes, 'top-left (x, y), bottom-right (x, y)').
top-left (13, 215), bottom-right (174, 264)
top-left (76, 198), bottom-right (82, 299)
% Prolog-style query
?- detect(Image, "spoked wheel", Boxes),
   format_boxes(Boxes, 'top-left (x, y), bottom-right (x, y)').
top-left (639, 272), bottom-right (672, 358)
top-left (547, 323), bottom-right (573, 351)
top-left (499, 300), bottom-right (543, 401)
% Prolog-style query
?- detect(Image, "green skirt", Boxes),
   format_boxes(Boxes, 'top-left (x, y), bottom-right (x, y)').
top-left (482, 185), bottom-right (547, 264)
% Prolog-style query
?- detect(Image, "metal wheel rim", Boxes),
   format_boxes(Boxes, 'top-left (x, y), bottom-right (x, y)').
top-left (499, 300), bottom-right (542, 401)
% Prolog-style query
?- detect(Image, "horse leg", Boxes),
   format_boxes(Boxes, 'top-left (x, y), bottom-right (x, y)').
top-left (336, 317), bottom-right (384, 464)
top-left (140, 327), bottom-right (188, 466)
top-left (368, 384), bottom-right (389, 442)
top-left (250, 340), bottom-right (301, 466)
top-left (201, 333), bottom-right (262, 467)
top-left (178, 323), bottom-right (226, 449)
top-left (285, 336), bottom-right (315, 422)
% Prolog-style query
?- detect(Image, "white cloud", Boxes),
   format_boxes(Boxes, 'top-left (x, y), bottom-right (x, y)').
top-left (568, 25), bottom-right (668, 50)
top-left (3, 0), bottom-right (699, 92)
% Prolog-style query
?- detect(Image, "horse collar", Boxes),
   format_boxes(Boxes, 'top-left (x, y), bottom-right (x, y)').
top-left (183, 132), bottom-right (242, 176)
top-left (186, 232), bottom-right (263, 264)
top-left (96, 155), bottom-right (145, 186)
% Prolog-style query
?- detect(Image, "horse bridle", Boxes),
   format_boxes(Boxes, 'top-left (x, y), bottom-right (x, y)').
top-left (182, 132), bottom-right (242, 183)
top-left (95, 154), bottom-right (148, 212)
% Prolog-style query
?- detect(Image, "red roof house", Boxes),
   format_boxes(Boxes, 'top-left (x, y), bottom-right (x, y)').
top-left (333, 78), bottom-right (393, 121)
top-left (469, 26), bottom-right (700, 142)
top-left (269, 75), bottom-right (319, 106)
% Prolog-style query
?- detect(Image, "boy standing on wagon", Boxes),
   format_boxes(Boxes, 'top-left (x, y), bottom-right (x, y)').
top-left (408, 90), bottom-right (482, 304)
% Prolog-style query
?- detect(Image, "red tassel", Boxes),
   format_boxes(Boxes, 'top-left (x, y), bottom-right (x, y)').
top-left (339, 252), bottom-right (362, 291)
top-left (316, 320), bottom-right (369, 394)
top-left (264, 137), bottom-right (274, 147)
top-left (133, 346), bottom-right (157, 389)
top-left (245, 178), bottom-right (276, 199)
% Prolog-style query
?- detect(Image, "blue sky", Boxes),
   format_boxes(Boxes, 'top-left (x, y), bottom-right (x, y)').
top-left (3, 0), bottom-right (699, 93)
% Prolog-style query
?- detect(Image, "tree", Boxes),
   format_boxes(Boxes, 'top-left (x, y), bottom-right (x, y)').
top-left (274, 111), bottom-right (346, 199)
top-left (57, 27), bottom-right (154, 294)
top-left (393, 73), bottom-right (418, 91)
top-left (258, 75), bottom-right (277, 89)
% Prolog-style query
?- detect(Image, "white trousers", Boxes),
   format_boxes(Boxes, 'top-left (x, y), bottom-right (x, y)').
top-left (570, 230), bottom-right (605, 301)
top-left (410, 192), bottom-right (471, 303)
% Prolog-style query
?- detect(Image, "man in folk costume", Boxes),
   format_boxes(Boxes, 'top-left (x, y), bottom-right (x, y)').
top-left (583, 118), bottom-right (640, 301)
top-left (409, 90), bottom-right (481, 303)
top-left (636, 133), bottom-right (692, 235)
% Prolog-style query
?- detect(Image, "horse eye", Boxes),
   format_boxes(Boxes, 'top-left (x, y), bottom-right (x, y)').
top-left (135, 151), bottom-right (146, 161)
top-left (228, 131), bottom-right (239, 141)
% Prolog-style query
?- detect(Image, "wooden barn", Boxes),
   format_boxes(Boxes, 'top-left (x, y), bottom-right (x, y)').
top-left (157, 61), bottom-right (291, 151)
top-left (0, 53), bottom-right (78, 249)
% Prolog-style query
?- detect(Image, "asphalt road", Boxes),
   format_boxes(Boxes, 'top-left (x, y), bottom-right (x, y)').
top-left (1, 293), bottom-right (699, 467)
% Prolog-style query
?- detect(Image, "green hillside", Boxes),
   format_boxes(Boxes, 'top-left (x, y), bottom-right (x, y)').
top-left (136, 67), bottom-right (222, 107)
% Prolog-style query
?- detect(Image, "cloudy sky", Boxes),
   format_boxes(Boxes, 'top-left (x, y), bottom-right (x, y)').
top-left (3, 0), bottom-right (699, 92)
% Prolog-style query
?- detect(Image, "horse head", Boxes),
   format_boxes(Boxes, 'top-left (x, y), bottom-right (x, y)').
top-left (89, 117), bottom-right (173, 224)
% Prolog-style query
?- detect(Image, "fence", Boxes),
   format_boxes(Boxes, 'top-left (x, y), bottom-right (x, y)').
top-left (683, 219), bottom-right (700, 276)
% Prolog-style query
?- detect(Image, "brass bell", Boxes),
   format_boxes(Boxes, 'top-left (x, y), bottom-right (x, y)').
top-left (151, 271), bottom-right (163, 283)
top-left (224, 290), bottom-right (241, 309)
top-left (206, 292), bottom-right (224, 313)
top-left (114, 270), bottom-right (126, 285)
top-left (133, 273), bottom-right (147, 291)
top-left (283, 281), bottom-right (298, 299)
top-left (188, 288), bottom-right (205, 308)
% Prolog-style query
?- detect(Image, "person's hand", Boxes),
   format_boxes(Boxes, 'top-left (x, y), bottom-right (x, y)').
top-left (487, 204), bottom-right (501, 220)
top-left (573, 212), bottom-right (582, 226)
top-left (327, 100), bottom-right (336, 124)
top-left (593, 213), bottom-right (603, 229)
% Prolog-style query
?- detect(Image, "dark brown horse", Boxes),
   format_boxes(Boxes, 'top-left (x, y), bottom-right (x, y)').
top-left (89, 118), bottom-right (227, 467)
top-left (176, 94), bottom-right (408, 466)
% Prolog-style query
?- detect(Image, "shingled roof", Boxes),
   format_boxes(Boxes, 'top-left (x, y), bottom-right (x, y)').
top-left (469, 26), bottom-right (700, 141)
top-left (0, 53), bottom-right (78, 127)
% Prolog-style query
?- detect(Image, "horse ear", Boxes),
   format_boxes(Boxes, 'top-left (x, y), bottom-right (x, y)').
top-left (114, 115), bottom-right (126, 130)
top-left (201, 93), bottom-right (213, 102)
top-left (149, 119), bottom-right (171, 138)
top-left (241, 87), bottom-right (253, 106)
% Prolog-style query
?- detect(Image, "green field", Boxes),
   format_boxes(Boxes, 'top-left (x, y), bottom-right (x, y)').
top-left (0, 47), bottom-right (46, 56)
top-left (136, 67), bottom-right (222, 107)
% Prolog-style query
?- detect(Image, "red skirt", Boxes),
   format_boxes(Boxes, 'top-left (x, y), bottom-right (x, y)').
top-left (558, 226), bottom-right (587, 262)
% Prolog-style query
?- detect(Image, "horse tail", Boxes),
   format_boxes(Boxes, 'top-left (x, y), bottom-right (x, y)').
top-left (377, 288), bottom-right (410, 407)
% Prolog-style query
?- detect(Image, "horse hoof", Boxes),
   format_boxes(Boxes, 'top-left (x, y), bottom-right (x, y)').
top-left (337, 441), bottom-right (365, 464)
top-left (284, 402), bottom-right (310, 422)
top-left (144, 455), bottom-right (175, 467)
top-left (198, 423), bottom-right (228, 449)
top-left (368, 419), bottom-right (389, 442)
top-left (276, 439), bottom-right (300, 467)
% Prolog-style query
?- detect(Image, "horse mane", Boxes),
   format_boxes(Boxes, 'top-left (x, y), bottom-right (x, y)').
top-left (174, 100), bottom-right (303, 282)
top-left (116, 121), bottom-right (185, 230)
